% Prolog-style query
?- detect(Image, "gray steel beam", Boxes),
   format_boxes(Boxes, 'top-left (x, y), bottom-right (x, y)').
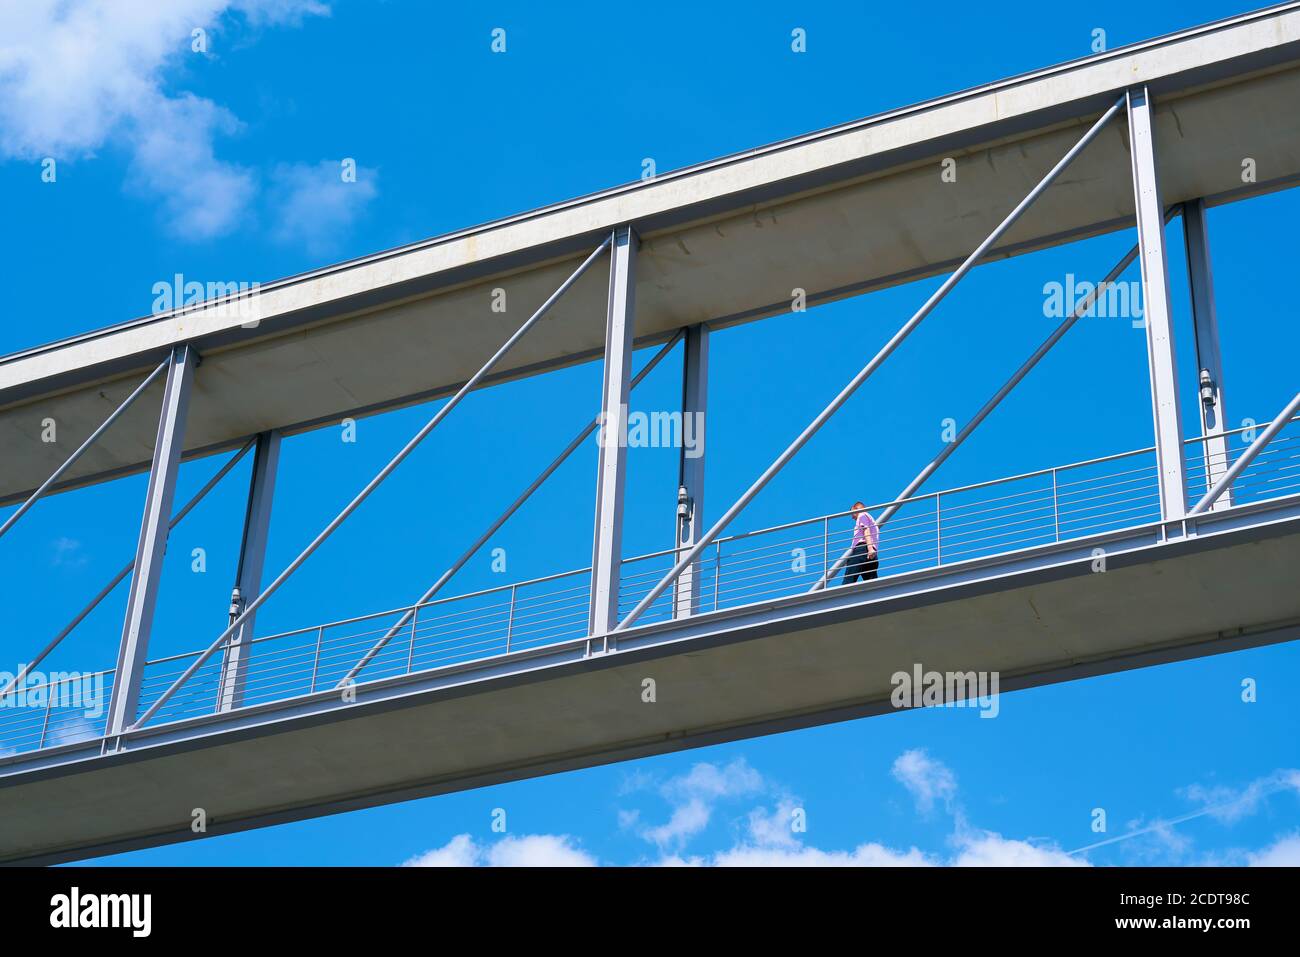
top-left (673, 324), bottom-right (709, 618)
top-left (217, 430), bottom-right (281, 712)
top-left (1127, 86), bottom-right (1188, 522)
top-left (1183, 198), bottom-right (1231, 509)
top-left (105, 345), bottom-right (197, 737)
top-left (589, 227), bottom-right (637, 642)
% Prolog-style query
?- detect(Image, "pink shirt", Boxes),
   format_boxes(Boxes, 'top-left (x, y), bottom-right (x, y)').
top-left (852, 511), bottom-right (879, 550)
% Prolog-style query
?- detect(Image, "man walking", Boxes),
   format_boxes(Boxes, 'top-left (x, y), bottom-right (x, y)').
top-left (842, 501), bottom-right (879, 585)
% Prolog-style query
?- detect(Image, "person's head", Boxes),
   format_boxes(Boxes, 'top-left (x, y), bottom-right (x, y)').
top-left (851, 501), bottom-right (866, 518)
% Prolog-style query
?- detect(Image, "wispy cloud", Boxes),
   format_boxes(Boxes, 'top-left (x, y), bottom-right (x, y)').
top-left (892, 748), bottom-right (958, 816)
top-left (51, 536), bottom-right (88, 568)
top-left (401, 755), bottom-right (1300, 867)
top-left (268, 159), bottom-right (378, 255)
top-left (1069, 768), bottom-right (1300, 857)
top-left (0, 2), bottom-right (373, 243)
top-left (626, 758), bottom-right (765, 851)
top-left (403, 833), bottom-right (596, 868)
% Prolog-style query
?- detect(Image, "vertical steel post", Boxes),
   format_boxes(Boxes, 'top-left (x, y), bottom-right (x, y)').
top-left (105, 344), bottom-right (196, 738)
top-left (1182, 198), bottom-right (1232, 509)
top-left (673, 324), bottom-right (709, 618)
top-left (1127, 87), bottom-right (1188, 523)
top-left (1051, 468), bottom-right (1061, 541)
top-left (217, 430), bottom-right (281, 712)
top-left (506, 585), bottom-right (518, 654)
top-left (309, 626), bottom-right (324, 693)
top-left (38, 680), bottom-right (54, 749)
top-left (935, 492), bottom-right (942, 565)
top-left (406, 605), bottom-right (419, 674)
top-left (821, 517), bottom-right (829, 579)
top-left (713, 541), bottom-right (722, 612)
top-left (588, 227), bottom-right (637, 645)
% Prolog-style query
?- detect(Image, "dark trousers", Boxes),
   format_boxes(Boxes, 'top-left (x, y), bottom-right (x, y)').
top-left (842, 543), bottom-right (879, 585)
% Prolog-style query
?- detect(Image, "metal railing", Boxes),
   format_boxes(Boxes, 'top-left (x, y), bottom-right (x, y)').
top-left (2, 415), bottom-right (1297, 758)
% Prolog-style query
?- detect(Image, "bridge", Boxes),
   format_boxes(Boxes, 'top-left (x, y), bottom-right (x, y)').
top-left (2, 3), bottom-right (1300, 864)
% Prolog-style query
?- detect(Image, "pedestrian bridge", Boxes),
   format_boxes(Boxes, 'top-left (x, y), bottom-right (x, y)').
top-left (2, 418), bottom-right (1298, 863)
top-left (3, 4), bottom-right (1300, 863)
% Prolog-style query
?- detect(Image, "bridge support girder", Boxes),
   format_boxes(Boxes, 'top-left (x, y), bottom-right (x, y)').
top-left (106, 344), bottom-right (196, 738)
top-left (589, 227), bottom-right (637, 645)
top-left (217, 429), bottom-right (281, 712)
top-left (1127, 86), bottom-right (1189, 523)
top-left (1183, 198), bottom-right (1232, 510)
top-left (674, 324), bottom-right (709, 618)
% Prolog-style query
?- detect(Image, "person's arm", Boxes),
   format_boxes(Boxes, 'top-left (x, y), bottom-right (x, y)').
top-left (867, 515), bottom-right (879, 556)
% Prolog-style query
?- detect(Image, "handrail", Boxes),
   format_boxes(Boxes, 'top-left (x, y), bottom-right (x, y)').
top-left (135, 411), bottom-right (1300, 660)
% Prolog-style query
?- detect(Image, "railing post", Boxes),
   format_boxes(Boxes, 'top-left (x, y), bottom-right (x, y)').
top-left (713, 541), bottom-right (722, 611)
top-left (406, 605), bottom-right (419, 674)
top-left (309, 626), bottom-right (324, 694)
top-left (506, 585), bottom-right (518, 654)
top-left (1051, 468), bottom-right (1061, 541)
top-left (935, 493), bottom-right (942, 565)
top-left (822, 517), bottom-right (829, 579)
top-left (38, 680), bottom-right (54, 750)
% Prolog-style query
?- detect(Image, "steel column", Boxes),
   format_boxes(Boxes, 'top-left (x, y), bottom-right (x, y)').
top-left (217, 430), bottom-right (281, 712)
top-left (105, 345), bottom-right (197, 737)
top-left (673, 324), bottom-right (709, 618)
top-left (1190, 391), bottom-right (1300, 514)
top-left (1127, 86), bottom-right (1188, 522)
top-left (1183, 198), bottom-right (1231, 509)
top-left (589, 227), bottom-right (637, 642)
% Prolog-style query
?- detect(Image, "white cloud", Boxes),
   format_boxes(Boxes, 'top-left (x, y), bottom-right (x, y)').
top-left (268, 159), bottom-right (378, 254)
top-left (745, 799), bottom-right (803, 850)
top-left (633, 758), bottom-right (767, 851)
top-left (51, 536), bottom-right (88, 568)
top-left (1180, 769), bottom-right (1300, 825)
top-left (401, 757), bottom-right (1299, 868)
top-left (891, 748), bottom-right (957, 815)
top-left (710, 843), bottom-right (934, 867)
top-left (402, 833), bottom-right (478, 867)
top-left (1247, 832), bottom-right (1300, 867)
top-left (951, 831), bottom-right (1087, 867)
top-left (641, 798), bottom-right (712, 850)
top-left (403, 833), bottom-right (596, 868)
top-left (0, 2), bottom-right (366, 242)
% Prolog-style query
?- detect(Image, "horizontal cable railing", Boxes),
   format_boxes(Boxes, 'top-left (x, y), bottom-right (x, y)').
top-left (2, 415), bottom-right (1296, 757)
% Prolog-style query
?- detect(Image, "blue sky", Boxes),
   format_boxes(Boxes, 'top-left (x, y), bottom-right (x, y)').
top-left (1, 0), bottom-right (1298, 865)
